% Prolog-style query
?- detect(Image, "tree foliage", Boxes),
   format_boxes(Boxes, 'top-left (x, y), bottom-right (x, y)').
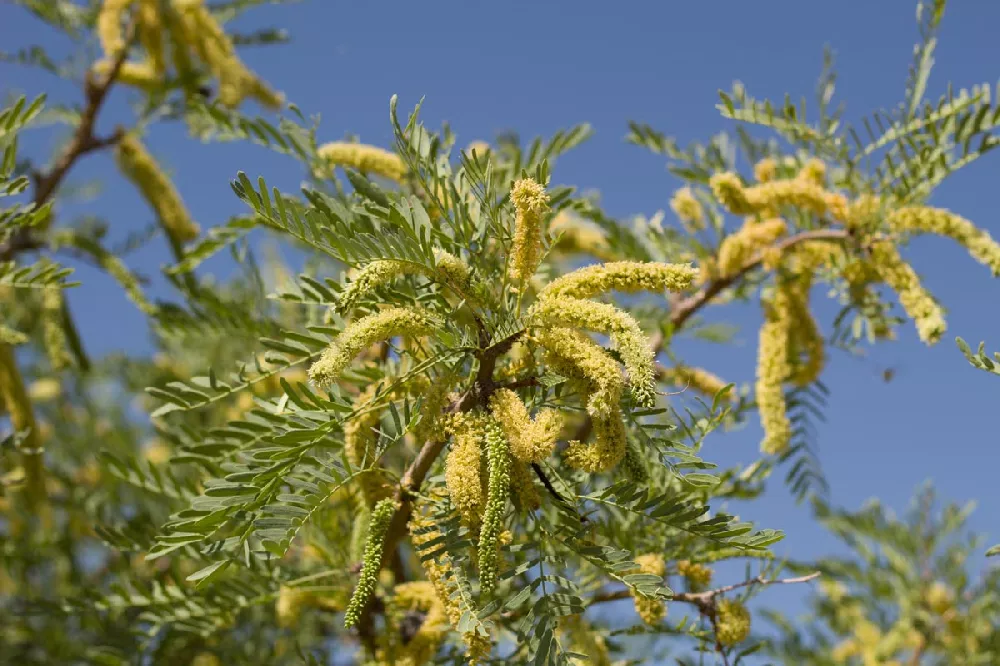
top-left (1, 1), bottom-right (998, 664)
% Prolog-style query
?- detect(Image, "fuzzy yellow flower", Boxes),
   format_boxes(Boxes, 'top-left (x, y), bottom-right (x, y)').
top-left (753, 158), bottom-right (778, 183)
top-left (670, 187), bottom-right (705, 231)
top-left (488, 388), bottom-right (561, 463)
top-left (97, 0), bottom-right (133, 58)
top-left (309, 307), bottom-right (436, 387)
top-left (317, 142), bottom-right (407, 183)
top-left (716, 599), bottom-right (751, 646)
top-left (717, 217), bottom-right (788, 277)
top-left (534, 328), bottom-right (623, 420)
top-left (756, 288), bottom-right (793, 455)
top-left (387, 582), bottom-right (449, 666)
top-left (539, 260), bottom-right (696, 301)
top-left (660, 365), bottom-right (732, 401)
top-left (549, 211), bottom-right (618, 262)
top-left (889, 206), bottom-right (1000, 276)
top-left (676, 560), bottom-right (713, 590)
top-left (869, 243), bottom-right (945, 344)
top-left (508, 178), bottom-right (550, 283)
top-left (444, 412), bottom-right (487, 526)
top-left (116, 133), bottom-right (200, 246)
top-left (631, 554), bottom-right (667, 625)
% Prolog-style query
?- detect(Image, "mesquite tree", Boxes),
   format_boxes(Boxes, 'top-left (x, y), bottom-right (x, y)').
top-left (1, 0), bottom-right (998, 664)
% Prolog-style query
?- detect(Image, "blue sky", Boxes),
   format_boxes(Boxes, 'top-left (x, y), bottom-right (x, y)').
top-left (4, 0), bottom-right (1000, 652)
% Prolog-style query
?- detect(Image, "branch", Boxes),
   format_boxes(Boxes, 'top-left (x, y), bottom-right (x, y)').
top-left (588, 571), bottom-right (821, 607)
top-left (668, 228), bottom-right (851, 330)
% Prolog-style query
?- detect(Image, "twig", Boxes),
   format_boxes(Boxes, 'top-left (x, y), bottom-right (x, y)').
top-left (588, 571), bottom-right (821, 607)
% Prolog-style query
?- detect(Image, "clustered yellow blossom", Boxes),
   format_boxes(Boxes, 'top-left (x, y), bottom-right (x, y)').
top-left (0, 344), bottom-right (41, 487)
top-left (888, 205), bottom-right (1000, 276)
top-left (710, 168), bottom-right (847, 222)
top-left (670, 187), bottom-right (705, 231)
top-left (534, 328), bottom-right (626, 471)
top-left (869, 243), bottom-right (945, 345)
top-left (508, 177), bottom-right (551, 284)
top-left (717, 217), bottom-right (788, 277)
top-left (27, 378), bottom-right (61, 403)
top-left (309, 307), bottom-right (436, 387)
top-left (509, 459), bottom-right (541, 511)
top-left (97, 0), bottom-right (281, 107)
top-left (116, 132), bottom-right (200, 247)
top-left (478, 418), bottom-right (510, 595)
top-left (173, 0), bottom-right (283, 108)
top-left (631, 554), bottom-right (667, 625)
top-left (753, 158), bottom-right (778, 183)
top-left (676, 560), bottom-right (713, 590)
top-left (41, 288), bottom-right (71, 371)
top-left (715, 599), bottom-right (751, 646)
top-left (444, 412), bottom-right (487, 527)
top-left (344, 497), bottom-right (397, 628)
top-left (488, 388), bottom-right (562, 463)
top-left (382, 582), bottom-right (449, 666)
top-left (337, 253), bottom-right (472, 314)
top-left (924, 581), bottom-right (955, 615)
top-left (561, 614), bottom-right (611, 666)
top-left (660, 365), bottom-right (732, 402)
top-left (316, 142), bottom-right (407, 183)
top-left (756, 286), bottom-right (793, 455)
top-left (539, 261), bottom-right (696, 301)
top-left (548, 211), bottom-right (619, 262)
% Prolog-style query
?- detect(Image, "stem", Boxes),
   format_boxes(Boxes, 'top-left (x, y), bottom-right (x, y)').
top-left (0, 344), bottom-right (44, 503)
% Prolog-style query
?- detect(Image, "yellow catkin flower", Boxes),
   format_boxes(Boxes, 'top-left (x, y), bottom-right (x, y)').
top-left (27, 378), bottom-right (61, 403)
top-left (444, 412), bottom-right (487, 526)
top-left (889, 206), bottom-right (1000, 276)
top-left (548, 211), bottom-right (619, 262)
top-left (924, 581), bottom-right (954, 615)
top-left (756, 288), bottom-right (793, 455)
top-left (509, 459), bottom-right (540, 511)
top-left (339, 253), bottom-right (471, 314)
top-left (717, 217), bottom-right (788, 277)
top-left (173, 0), bottom-right (282, 109)
top-left (676, 560), bottom-right (713, 590)
top-left (869, 243), bottom-right (945, 344)
top-left (316, 142), bottom-right (406, 183)
top-left (97, 0), bottom-right (134, 58)
top-left (531, 297), bottom-right (655, 408)
top-left (539, 261), bottom-right (696, 301)
top-left (41, 288), bottom-right (71, 371)
top-left (344, 497), bottom-right (397, 628)
top-left (565, 411), bottom-right (626, 472)
top-left (344, 383), bottom-right (395, 504)
top-left (631, 554), bottom-right (667, 625)
top-left (660, 365), bottom-right (732, 401)
top-left (710, 172), bottom-right (755, 215)
top-left (93, 59), bottom-right (161, 89)
top-left (0, 344), bottom-right (42, 491)
top-left (136, 0), bottom-right (165, 74)
top-left (387, 581), bottom-right (449, 666)
top-left (309, 307), bottom-right (436, 387)
top-left (753, 158), bottom-right (778, 183)
top-left (275, 585), bottom-right (312, 628)
top-left (534, 328), bottom-right (623, 420)
top-left (464, 140), bottom-right (490, 157)
top-left (670, 187), bottom-right (705, 231)
top-left (116, 133), bottom-right (200, 246)
top-left (711, 169), bottom-right (846, 222)
top-left (478, 418), bottom-right (510, 595)
top-left (716, 599), bottom-right (751, 646)
top-left (508, 177), bottom-right (550, 284)
top-left (562, 614), bottom-right (611, 666)
top-left (488, 388), bottom-right (561, 463)
top-left (797, 158), bottom-right (827, 186)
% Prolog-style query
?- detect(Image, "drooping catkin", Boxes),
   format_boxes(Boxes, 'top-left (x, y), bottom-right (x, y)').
top-left (716, 599), bottom-right (752, 646)
top-left (316, 142), bottom-right (407, 183)
top-left (710, 168), bottom-right (847, 222)
top-left (41, 288), bottom-right (72, 371)
top-left (670, 187), bottom-right (705, 231)
top-left (756, 288), bottom-right (793, 455)
top-left (338, 253), bottom-right (472, 314)
top-left (309, 307), bottom-right (436, 387)
top-left (488, 388), bottom-right (561, 463)
top-left (344, 497), bottom-right (397, 628)
top-left (869, 242), bottom-right (946, 345)
top-left (0, 344), bottom-right (42, 490)
top-left (564, 410), bottom-right (627, 472)
top-left (136, 0), bottom-right (165, 74)
top-left (93, 59), bottom-right (160, 88)
top-left (548, 211), bottom-right (619, 262)
top-left (539, 261), bottom-right (696, 301)
top-left (530, 297), bottom-right (655, 408)
top-left (116, 133), bottom-right (200, 246)
top-left (660, 365), bottom-right (732, 401)
top-left (631, 554), bottom-right (667, 625)
top-left (478, 418), bottom-right (510, 595)
top-left (97, 0), bottom-right (135, 58)
top-left (717, 217), bottom-right (788, 277)
top-left (444, 412), bottom-right (487, 526)
top-left (387, 582), bottom-right (449, 666)
top-left (888, 205), bottom-right (1000, 276)
top-left (509, 459), bottom-right (541, 511)
top-left (534, 328), bottom-right (623, 420)
top-left (508, 177), bottom-right (550, 284)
